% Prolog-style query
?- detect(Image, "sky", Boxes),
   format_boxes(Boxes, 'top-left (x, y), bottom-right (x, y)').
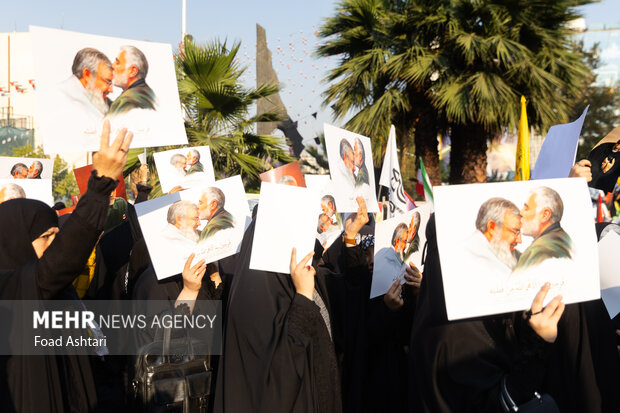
top-left (2, 0), bottom-right (620, 146)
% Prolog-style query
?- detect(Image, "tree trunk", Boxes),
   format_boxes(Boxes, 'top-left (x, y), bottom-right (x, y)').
top-left (449, 123), bottom-right (489, 184)
top-left (396, 90), bottom-right (442, 196)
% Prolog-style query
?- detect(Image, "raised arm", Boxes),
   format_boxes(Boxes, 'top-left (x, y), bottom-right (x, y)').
top-left (36, 121), bottom-right (133, 299)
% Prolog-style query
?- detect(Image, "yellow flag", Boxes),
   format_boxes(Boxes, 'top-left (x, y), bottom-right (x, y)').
top-left (515, 95), bottom-right (530, 181)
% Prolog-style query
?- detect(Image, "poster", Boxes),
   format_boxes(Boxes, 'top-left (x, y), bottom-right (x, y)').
top-left (249, 182), bottom-right (319, 274)
top-left (135, 176), bottom-right (250, 280)
top-left (153, 146), bottom-right (216, 193)
top-left (31, 26), bottom-right (187, 154)
top-left (370, 204), bottom-right (430, 299)
top-left (324, 124), bottom-right (379, 213)
top-left (434, 178), bottom-right (599, 320)
top-left (0, 156), bottom-right (53, 180)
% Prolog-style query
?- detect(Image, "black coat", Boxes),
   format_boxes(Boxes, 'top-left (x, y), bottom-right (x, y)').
top-left (0, 173), bottom-right (117, 413)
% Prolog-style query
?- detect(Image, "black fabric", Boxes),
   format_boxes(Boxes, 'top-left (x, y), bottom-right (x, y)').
top-left (409, 215), bottom-right (552, 413)
top-left (0, 171), bottom-right (116, 413)
top-left (0, 198), bottom-right (58, 270)
top-left (588, 142), bottom-right (620, 193)
top-left (214, 212), bottom-right (342, 413)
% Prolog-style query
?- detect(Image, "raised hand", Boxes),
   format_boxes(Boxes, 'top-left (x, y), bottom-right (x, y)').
top-left (290, 248), bottom-right (316, 300)
top-left (181, 253), bottom-right (207, 292)
top-left (344, 196), bottom-right (369, 239)
top-left (569, 159), bottom-right (592, 182)
top-left (93, 120), bottom-right (133, 180)
top-left (526, 283), bottom-right (565, 343)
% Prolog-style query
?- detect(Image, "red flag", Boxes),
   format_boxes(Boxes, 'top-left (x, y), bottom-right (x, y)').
top-left (597, 194), bottom-right (603, 223)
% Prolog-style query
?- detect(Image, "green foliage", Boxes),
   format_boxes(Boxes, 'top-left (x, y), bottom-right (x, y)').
top-left (177, 38), bottom-right (293, 191)
top-left (300, 133), bottom-right (330, 174)
top-left (5, 144), bottom-right (79, 203)
top-left (123, 38), bottom-right (295, 196)
top-left (569, 43), bottom-right (620, 160)
top-left (317, 0), bottom-right (596, 183)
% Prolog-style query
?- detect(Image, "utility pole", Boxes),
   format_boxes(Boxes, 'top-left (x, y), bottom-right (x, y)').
top-left (181, 0), bottom-right (187, 40)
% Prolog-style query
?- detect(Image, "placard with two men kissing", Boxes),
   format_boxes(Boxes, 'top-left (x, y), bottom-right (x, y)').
top-left (370, 204), bottom-right (431, 299)
top-left (434, 178), bottom-right (599, 320)
top-left (0, 156), bottom-right (54, 205)
top-left (153, 146), bottom-right (216, 193)
top-left (31, 26), bottom-right (187, 154)
top-left (324, 124), bottom-right (379, 213)
top-left (135, 176), bottom-right (250, 279)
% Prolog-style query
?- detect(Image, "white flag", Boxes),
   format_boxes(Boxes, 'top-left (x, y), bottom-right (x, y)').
top-left (379, 125), bottom-right (413, 217)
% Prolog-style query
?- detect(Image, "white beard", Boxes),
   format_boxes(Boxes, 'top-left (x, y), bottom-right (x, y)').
top-left (490, 232), bottom-right (518, 269)
top-left (84, 79), bottom-right (108, 115)
top-left (179, 226), bottom-right (199, 242)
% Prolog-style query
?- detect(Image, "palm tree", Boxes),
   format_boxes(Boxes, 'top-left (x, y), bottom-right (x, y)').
top-left (124, 37), bottom-right (293, 195)
top-left (432, 0), bottom-right (592, 183)
top-left (318, 0), bottom-right (594, 185)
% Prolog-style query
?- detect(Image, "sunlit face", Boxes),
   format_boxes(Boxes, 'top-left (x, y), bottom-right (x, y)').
top-left (113, 50), bottom-right (130, 89)
top-left (319, 214), bottom-right (332, 232)
top-left (31, 227), bottom-right (59, 258)
top-left (344, 148), bottom-right (355, 172)
top-left (175, 158), bottom-right (187, 171)
top-left (27, 163), bottom-right (36, 178)
top-left (177, 207), bottom-right (200, 232)
top-left (498, 210), bottom-right (522, 251)
top-left (353, 140), bottom-right (363, 167)
top-left (321, 201), bottom-right (335, 217)
top-left (93, 61), bottom-right (113, 99)
top-left (520, 193), bottom-right (542, 237)
top-left (14, 168), bottom-right (28, 179)
top-left (187, 152), bottom-right (197, 165)
top-left (198, 193), bottom-right (217, 220)
top-left (393, 230), bottom-right (407, 254)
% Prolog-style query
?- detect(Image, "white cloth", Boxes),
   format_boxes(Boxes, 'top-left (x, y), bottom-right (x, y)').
top-left (56, 76), bottom-right (106, 136)
top-left (454, 231), bottom-right (514, 294)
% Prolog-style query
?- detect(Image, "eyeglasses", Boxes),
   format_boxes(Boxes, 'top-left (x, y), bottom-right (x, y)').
top-left (502, 226), bottom-right (520, 236)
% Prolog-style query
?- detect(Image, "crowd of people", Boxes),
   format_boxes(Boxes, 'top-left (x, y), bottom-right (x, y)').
top-left (0, 122), bottom-right (619, 413)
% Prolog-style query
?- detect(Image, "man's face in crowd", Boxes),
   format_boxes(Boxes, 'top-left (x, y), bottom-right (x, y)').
top-left (109, 188), bottom-right (117, 206)
top-left (321, 201), bottom-right (335, 217)
top-left (353, 140), bottom-right (363, 167)
top-left (520, 193), bottom-right (545, 237)
top-left (198, 193), bottom-right (217, 220)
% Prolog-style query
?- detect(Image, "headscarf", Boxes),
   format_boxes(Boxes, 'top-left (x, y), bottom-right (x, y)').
top-left (0, 198), bottom-right (58, 270)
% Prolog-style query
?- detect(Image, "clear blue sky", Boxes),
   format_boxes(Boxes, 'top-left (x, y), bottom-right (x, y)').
top-left (2, 0), bottom-right (619, 144)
